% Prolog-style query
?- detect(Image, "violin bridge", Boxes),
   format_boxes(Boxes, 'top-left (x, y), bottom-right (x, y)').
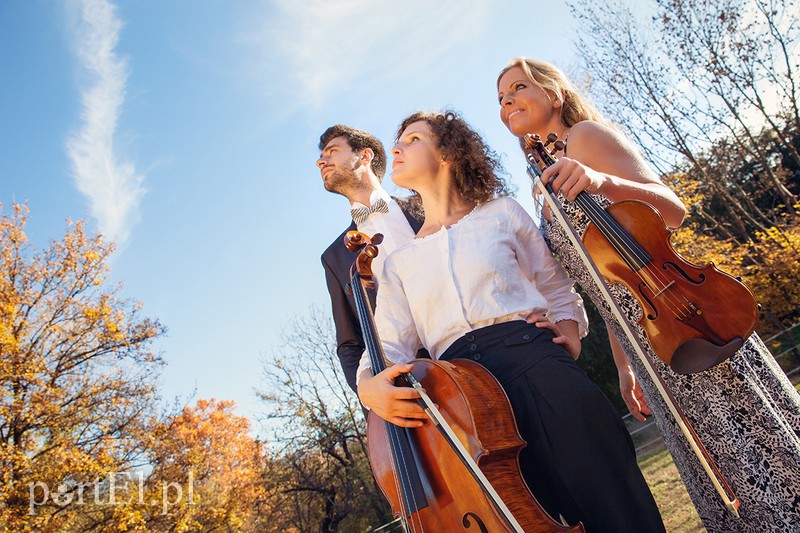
top-left (653, 280), bottom-right (676, 297)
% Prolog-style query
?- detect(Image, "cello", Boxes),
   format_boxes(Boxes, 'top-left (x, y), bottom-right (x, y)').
top-left (345, 230), bottom-right (583, 532)
top-left (523, 132), bottom-right (742, 516)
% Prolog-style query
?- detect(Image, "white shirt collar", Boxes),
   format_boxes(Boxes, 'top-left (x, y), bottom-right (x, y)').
top-left (350, 187), bottom-right (391, 209)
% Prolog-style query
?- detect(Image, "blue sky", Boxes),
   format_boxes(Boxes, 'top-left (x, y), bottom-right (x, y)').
top-left (1, 0), bottom-right (586, 427)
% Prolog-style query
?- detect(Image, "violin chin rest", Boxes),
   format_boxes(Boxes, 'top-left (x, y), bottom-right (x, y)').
top-left (670, 337), bottom-right (744, 374)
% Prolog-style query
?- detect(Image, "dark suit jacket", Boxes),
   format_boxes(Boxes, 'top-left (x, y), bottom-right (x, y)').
top-left (321, 196), bottom-right (424, 394)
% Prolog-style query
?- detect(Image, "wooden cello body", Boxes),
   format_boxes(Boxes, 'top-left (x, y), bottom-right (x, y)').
top-left (367, 358), bottom-right (582, 532)
top-left (345, 230), bottom-right (582, 532)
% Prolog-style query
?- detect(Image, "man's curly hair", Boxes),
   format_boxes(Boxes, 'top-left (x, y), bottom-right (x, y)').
top-left (395, 111), bottom-right (512, 204)
top-left (318, 124), bottom-right (387, 180)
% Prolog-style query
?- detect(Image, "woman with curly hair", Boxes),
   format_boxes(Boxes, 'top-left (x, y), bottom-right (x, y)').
top-left (356, 110), bottom-right (665, 532)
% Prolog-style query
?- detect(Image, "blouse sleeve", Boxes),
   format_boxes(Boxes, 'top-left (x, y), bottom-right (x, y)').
top-left (355, 253), bottom-right (423, 385)
top-left (505, 198), bottom-right (589, 337)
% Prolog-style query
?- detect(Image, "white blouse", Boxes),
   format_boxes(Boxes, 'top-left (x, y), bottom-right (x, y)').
top-left (357, 196), bottom-right (588, 380)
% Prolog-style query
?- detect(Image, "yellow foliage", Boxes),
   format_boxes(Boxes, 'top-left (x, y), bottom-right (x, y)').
top-left (740, 225), bottom-right (800, 330)
top-left (141, 399), bottom-right (269, 532)
top-left (668, 193), bottom-right (800, 334)
top-left (0, 202), bottom-right (165, 531)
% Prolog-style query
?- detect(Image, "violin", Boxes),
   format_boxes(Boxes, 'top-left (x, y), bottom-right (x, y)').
top-left (523, 133), bottom-right (741, 516)
top-left (525, 133), bottom-right (758, 374)
top-left (345, 230), bottom-right (582, 533)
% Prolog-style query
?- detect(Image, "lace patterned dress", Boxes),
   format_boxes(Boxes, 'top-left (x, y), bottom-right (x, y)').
top-left (542, 193), bottom-right (800, 532)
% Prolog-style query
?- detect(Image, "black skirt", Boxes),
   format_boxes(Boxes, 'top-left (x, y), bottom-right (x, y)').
top-left (440, 320), bottom-right (665, 533)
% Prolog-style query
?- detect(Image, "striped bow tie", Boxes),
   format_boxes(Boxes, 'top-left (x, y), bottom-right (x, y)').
top-left (350, 198), bottom-right (389, 225)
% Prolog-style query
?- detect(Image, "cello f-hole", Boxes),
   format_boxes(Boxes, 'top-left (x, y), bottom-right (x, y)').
top-left (462, 512), bottom-right (490, 532)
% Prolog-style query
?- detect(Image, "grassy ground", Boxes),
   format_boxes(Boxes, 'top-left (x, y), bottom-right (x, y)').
top-left (638, 443), bottom-right (705, 532)
top-left (635, 375), bottom-right (800, 532)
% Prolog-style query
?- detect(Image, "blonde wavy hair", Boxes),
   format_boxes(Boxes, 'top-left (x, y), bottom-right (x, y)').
top-left (497, 57), bottom-right (608, 128)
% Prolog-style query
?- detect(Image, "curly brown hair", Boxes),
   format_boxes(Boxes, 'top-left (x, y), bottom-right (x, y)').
top-left (395, 111), bottom-right (512, 204)
top-left (318, 124), bottom-right (387, 180)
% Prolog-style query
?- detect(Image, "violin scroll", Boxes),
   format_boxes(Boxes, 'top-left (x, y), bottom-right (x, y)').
top-left (523, 133), bottom-right (564, 168)
top-left (522, 133), bottom-right (544, 159)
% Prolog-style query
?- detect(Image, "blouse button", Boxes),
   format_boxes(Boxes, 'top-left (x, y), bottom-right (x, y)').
top-left (472, 353), bottom-right (482, 361)
top-left (522, 334), bottom-right (531, 341)
top-left (466, 334), bottom-right (475, 342)
top-left (469, 343), bottom-right (478, 351)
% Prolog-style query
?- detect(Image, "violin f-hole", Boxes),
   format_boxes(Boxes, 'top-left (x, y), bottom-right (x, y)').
top-left (662, 261), bottom-right (706, 285)
top-left (637, 281), bottom-right (660, 321)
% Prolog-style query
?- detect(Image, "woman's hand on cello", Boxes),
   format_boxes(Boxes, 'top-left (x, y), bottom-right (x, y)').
top-left (540, 156), bottom-right (606, 202)
top-left (358, 363), bottom-right (429, 428)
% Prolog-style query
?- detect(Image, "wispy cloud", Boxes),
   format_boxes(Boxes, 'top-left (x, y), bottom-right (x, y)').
top-left (66, 0), bottom-right (143, 247)
top-left (250, 0), bottom-right (491, 111)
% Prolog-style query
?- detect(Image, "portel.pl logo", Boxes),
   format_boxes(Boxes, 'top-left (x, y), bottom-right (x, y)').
top-left (27, 471), bottom-right (195, 515)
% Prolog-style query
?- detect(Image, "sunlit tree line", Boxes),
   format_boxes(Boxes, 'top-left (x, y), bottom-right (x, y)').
top-left (0, 205), bottom-right (276, 532)
top-left (3, 0), bottom-right (799, 530)
top-left (568, 0), bottom-right (800, 334)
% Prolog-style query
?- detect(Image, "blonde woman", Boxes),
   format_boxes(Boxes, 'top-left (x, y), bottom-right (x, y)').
top-left (497, 56), bottom-right (800, 531)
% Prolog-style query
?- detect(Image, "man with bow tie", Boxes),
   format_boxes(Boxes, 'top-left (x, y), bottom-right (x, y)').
top-left (317, 124), bottom-right (425, 395)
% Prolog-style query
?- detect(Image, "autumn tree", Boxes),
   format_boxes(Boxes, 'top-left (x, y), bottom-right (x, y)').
top-left (123, 398), bottom-right (270, 532)
top-left (0, 203), bottom-right (165, 532)
top-left (657, 0), bottom-right (800, 188)
top-left (257, 306), bottom-right (390, 533)
top-left (568, 0), bottom-right (800, 331)
top-left (569, 0), bottom-right (799, 222)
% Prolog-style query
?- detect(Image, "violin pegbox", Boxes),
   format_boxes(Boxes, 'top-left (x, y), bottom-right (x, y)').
top-left (545, 132), bottom-right (566, 154)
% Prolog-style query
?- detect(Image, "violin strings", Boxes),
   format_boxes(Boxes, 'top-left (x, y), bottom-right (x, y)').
top-left (583, 201), bottom-right (697, 331)
top-left (533, 147), bottom-right (694, 323)
top-left (353, 274), bottom-right (425, 532)
top-left (574, 193), bottom-right (696, 322)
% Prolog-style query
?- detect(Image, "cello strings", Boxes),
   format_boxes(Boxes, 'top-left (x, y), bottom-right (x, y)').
top-left (361, 284), bottom-right (417, 518)
top-left (355, 282), bottom-right (408, 514)
top-left (353, 273), bottom-right (425, 532)
top-left (358, 291), bottom-right (423, 532)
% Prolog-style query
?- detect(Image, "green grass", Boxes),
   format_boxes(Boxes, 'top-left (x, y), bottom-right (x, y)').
top-left (633, 373), bottom-right (800, 531)
top-left (638, 444), bottom-right (705, 532)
